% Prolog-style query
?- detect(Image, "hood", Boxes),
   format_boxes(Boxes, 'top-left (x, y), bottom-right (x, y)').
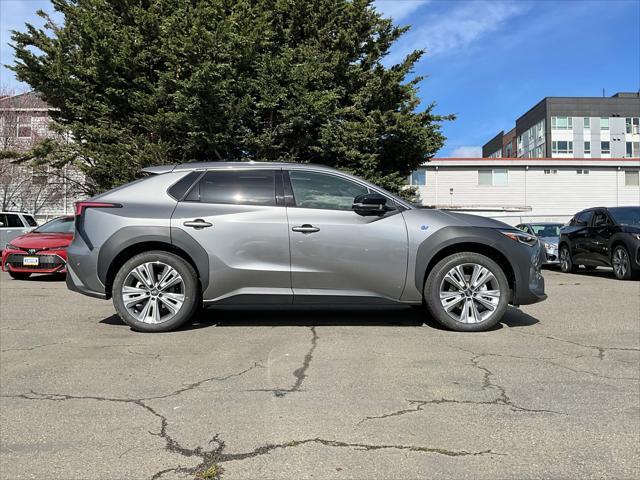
top-left (9, 232), bottom-right (73, 249)
top-left (622, 225), bottom-right (640, 234)
top-left (433, 210), bottom-right (515, 229)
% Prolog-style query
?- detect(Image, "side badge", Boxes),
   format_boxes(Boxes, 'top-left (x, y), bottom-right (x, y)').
top-left (420, 225), bottom-right (429, 231)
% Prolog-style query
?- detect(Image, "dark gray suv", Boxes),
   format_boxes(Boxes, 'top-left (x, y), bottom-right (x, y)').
top-left (66, 162), bottom-right (546, 332)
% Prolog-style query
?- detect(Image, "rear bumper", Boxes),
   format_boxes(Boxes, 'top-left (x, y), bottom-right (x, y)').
top-left (66, 262), bottom-right (107, 299)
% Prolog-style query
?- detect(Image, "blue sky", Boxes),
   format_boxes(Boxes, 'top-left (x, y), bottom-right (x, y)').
top-left (2, 0), bottom-right (639, 157)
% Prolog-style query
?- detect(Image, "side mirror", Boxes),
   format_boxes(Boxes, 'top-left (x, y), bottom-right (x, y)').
top-left (352, 193), bottom-right (395, 216)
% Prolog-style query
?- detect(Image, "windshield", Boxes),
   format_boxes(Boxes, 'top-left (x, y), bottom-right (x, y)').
top-left (34, 217), bottom-right (75, 233)
top-left (530, 224), bottom-right (562, 237)
top-left (608, 207), bottom-right (640, 226)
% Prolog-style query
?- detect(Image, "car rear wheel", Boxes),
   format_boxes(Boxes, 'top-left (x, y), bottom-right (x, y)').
top-left (8, 271), bottom-right (31, 280)
top-left (112, 251), bottom-right (200, 332)
top-left (559, 246), bottom-right (576, 273)
top-left (424, 252), bottom-right (509, 332)
top-left (612, 246), bottom-right (632, 280)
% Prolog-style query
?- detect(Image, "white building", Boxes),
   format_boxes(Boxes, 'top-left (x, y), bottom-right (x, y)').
top-left (410, 158), bottom-right (640, 225)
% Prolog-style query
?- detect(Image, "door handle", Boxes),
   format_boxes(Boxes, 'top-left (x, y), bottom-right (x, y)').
top-left (292, 224), bottom-right (320, 234)
top-left (183, 219), bottom-right (213, 229)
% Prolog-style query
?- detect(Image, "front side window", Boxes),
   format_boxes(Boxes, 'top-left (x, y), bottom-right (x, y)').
top-left (289, 171), bottom-right (369, 210)
top-left (601, 141), bottom-right (610, 154)
top-left (185, 170), bottom-right (276, 206)
top-left (1, 213), bottom-right (24, 227)
top-left (600, 117), bottom-right (609, 130)
top-left (573, 210), bottom-right (593, 226)
top-left (592, 212), bottom-right (610, 227)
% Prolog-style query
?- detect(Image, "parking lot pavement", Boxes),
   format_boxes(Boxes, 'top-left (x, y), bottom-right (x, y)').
top-left (0, 268), bottom-right (638, 480)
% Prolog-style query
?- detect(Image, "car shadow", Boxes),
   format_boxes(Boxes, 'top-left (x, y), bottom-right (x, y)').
top-left (7, 273), bottom-right (66, 282)
top-left (99, 304), bottom-right (540, 332)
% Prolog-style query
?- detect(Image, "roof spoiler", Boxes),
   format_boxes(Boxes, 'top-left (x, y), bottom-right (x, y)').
top-left (140, 164), bottom-right (177, 175)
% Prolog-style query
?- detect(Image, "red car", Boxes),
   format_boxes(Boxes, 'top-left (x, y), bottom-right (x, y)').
top-left (2, 216), bottom-right (74, 280)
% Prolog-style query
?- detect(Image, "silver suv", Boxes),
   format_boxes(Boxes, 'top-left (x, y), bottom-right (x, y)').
top-left (66, 162), bottom-right (546, 332)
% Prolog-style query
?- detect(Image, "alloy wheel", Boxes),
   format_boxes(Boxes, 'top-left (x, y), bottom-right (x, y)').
top-left (121, 261), bottom-right (185, 324)
top-left (439, 263), bottom-right (501, 324)
top-left (612, 248), bottom-right (629, 279)
top-left (560, 248), bottom-right (570, 271)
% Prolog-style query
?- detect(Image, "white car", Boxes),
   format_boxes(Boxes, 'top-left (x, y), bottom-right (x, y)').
top-left (0, 211), bottom-right (38, 252)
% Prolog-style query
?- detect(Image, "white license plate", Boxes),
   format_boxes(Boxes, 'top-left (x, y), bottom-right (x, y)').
top-left (22, 257), bottom-right (39, 266)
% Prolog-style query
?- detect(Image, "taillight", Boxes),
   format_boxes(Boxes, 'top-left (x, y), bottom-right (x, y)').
top-left (74, 201), bottom-right (122, 216)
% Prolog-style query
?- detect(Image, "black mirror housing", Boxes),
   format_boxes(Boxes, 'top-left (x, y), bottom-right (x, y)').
top-left (352, 193), bottom-right (395, 216)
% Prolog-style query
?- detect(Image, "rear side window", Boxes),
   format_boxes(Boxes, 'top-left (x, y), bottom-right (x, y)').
top-left (23, 215), bottom-right (38, 227)
top-left (168, 171), bottom-right (202, 200)
top-left (1, 214), bottom-right (24, 227)
top-left (185, 170), bottom-right (276, 206)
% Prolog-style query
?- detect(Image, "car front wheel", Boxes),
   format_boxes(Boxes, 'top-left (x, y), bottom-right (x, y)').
top-left (424, 252), bottom-right (509, 332)
top-left (559, 245), bottom-right (576, 273)
top-left (112, 251), bottom-right (200, 332)
top-left (612, 246), bottom-right (632, 280)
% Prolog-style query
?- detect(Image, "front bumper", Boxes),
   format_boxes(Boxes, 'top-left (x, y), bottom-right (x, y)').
top-left (542, 245), bottom-right (559, 265)
top-left (1, 249), bottom-right (67, 274)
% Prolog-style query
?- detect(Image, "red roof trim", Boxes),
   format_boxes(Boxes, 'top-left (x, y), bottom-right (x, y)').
top-left (432, 157), bottom-right (640, 162)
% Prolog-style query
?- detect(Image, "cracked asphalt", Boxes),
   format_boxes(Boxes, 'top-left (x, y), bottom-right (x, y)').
top-left (1, 268), bottom-right (639, 479)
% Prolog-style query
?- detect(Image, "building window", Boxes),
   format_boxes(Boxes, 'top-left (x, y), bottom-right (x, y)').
top-left (627, 142), bottom-right (633, 157)
top-left (534, 145), bottom-right (545, 157)
top-left (544, 169), bottom-right (558, 175)
top-left (583, 117), bottom-right (590, 129)
top-left (626, 118), bottom-right (640, 134)
top-left (552, 141), bottom-right (573, 154)
top-left (577, 169), bottom-right (590, 175)
top-left (17, 116), bottom-right (32, 138)
top-left (478, 169), bottom-right (508, 186)
top-left (409, 170), bottom-right (426, 186)
top-left (601, 141), bottom-right (610, 154)
top-left (551, 116), bottom-right (572, 130)
top-left (599, 117), bottom-right (609, 130)
top-left (625, 170), bottom-right (640, 186)
top-left (584, 141), bottom-right (591, 154)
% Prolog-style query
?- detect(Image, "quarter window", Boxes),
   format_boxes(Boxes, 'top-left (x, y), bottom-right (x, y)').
top-left (23, 215), bottom-right (38, 227)
top-left (289, 171), bottom-right (369, 210)
top-left (184, 170), bottom-right (276, 206)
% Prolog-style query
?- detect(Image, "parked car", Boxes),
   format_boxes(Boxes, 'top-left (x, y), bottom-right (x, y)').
top-left (559, 206), bottom-right (640, 280)
top-left (65, 162), bottom-right (546, 333)
top-left (1, 216), bottom-right (75, 280)
top-left (516, 222), bottom-right (563, 265)
top-left (0, 211), bottom-right (38, 252)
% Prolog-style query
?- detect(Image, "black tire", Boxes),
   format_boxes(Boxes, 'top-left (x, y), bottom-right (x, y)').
top-left (423, 252), bottom-right (510, 332)
top-left (559, 245), bottom-right (576, 273)
top-left (611, 245), bottom-right (633, 280)
top-left (112, 251), bottom-right (200, 332)
top-left (8, 271), bottom-right (31, 280)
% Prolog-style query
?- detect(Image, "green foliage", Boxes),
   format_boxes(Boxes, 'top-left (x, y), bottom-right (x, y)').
top-left (11, 0), bottom-right (452, 195)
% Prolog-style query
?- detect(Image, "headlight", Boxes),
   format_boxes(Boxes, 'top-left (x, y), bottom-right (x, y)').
top-left (634, 234), bottom-right (640, 241)
top-left (500, 230), bottom-right (538, 247)
top-left (5, 243), bottom-right (20, 250)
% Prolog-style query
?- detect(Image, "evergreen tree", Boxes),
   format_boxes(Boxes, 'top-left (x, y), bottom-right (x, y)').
top-left (11, 0), bottom-right (452, 195)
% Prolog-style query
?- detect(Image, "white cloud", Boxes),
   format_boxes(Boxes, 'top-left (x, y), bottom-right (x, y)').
top-left (450, 146), bottom-right (482, 158)
top-left (385, 1), bottom-right (529, 64)
top-left (374, 0), bottom-right (431, 22)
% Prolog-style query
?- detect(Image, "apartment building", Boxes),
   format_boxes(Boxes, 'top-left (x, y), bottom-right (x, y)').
top-left (483, 92), bottom-right (640, 159)
top-left (408, 157), bottom-right (640, 225)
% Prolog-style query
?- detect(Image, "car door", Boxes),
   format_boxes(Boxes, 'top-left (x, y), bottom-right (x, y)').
top-left (570, 210), bottom-right (594, 263)
top-left (170, 169), bottom-right (292, 303)
top-left (589, 210), bottom-right (614, 265)
top-left (285, 169), bottom-right (409, 303)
